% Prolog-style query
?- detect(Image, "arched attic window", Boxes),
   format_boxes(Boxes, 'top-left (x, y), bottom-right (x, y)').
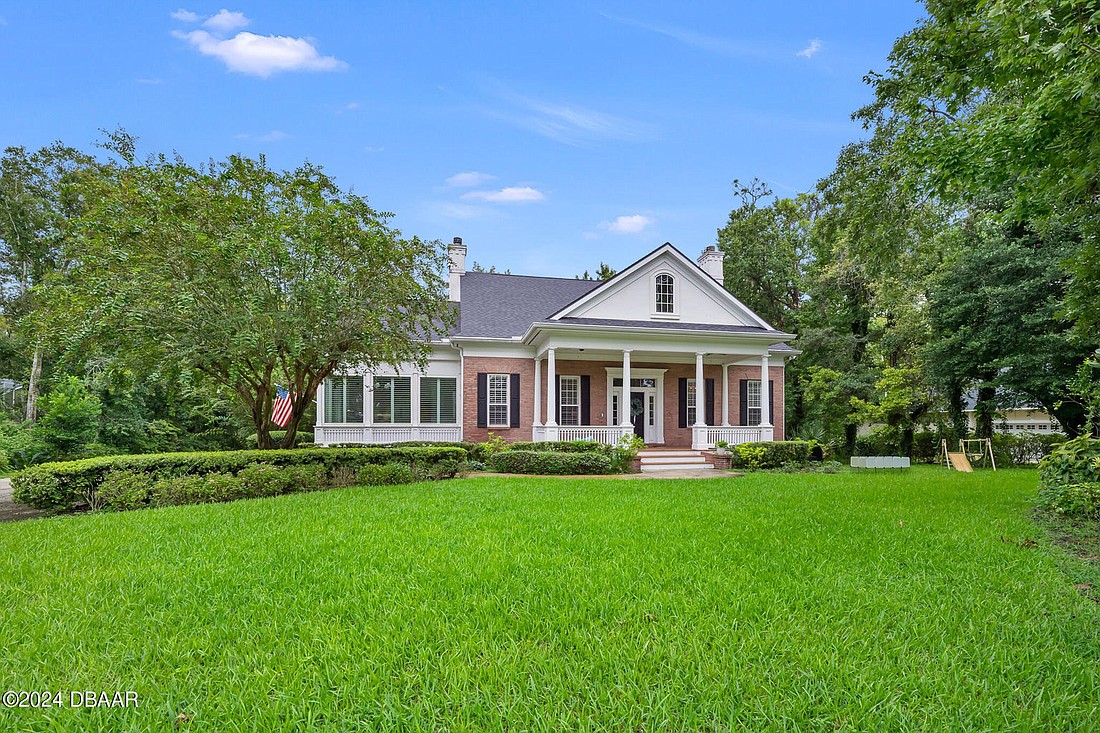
top-left (655, 273), bottom-right (674, 313)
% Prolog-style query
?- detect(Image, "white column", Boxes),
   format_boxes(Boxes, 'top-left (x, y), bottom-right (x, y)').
top-left (533, 356), bottom-right (542, 427)
top-left (722, 363), bottom-right (730, 426)
top-left (759, 353), bottom-right (772, 428)
top-left (411, 374), bottom-right (421, 440)
top-left (694, 352), bottom-right (706, 427)
top-left (620, 349), bottom-right (632, 427)
top-left (545, 348), bottom-right (557, 427)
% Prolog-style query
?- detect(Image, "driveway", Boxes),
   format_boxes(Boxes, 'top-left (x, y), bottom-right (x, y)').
top-left (0, 478), bottom-right (45, 523)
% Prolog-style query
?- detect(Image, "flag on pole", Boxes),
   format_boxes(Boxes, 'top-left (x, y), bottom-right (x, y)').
top-left (272, 386), bottom-right (295, 428)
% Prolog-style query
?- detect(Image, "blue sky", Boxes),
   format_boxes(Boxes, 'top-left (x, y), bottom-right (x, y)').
top-left (0, 1), bottom-right (925, 277)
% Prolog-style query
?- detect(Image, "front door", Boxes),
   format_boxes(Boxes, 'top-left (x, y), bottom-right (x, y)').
top-left (630, 391), bottom-right (645, 439)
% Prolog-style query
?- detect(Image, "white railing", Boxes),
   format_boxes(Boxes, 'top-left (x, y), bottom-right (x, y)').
top-left (314, 426), bottom-right (462, 446)
top-left (532, 425), bottom-right (632, 445)
top-left (692, 426), bottom-right (774, 450)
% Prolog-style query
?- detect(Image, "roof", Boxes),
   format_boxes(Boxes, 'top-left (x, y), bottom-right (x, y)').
top-left (454, 272), bottom-right (601, 338)
top-left (548, 317), bottom-right (779, 334)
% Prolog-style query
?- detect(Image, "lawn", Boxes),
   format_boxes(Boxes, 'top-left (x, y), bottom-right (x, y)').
top-left (0, 467), bottom-right (1097, 731)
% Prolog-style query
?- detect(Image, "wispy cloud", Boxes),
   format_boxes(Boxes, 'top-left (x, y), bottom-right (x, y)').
top-left (172, 9), bottom-right (347, 77)
top-left (600, 214), bottom-right (654, 234)
top-left (364, 145), bottom-right (385, 153)
top-left (796, 39), bottom-right (823, 59)
top-left (136, 77), bottom-right (164, 85)
top-left (446, 171), bottom-right (496, 188)
top-left (601, 12), bottom-right (765, 58)
top-left (203, 9), bottom-right (249, 34)
top-left (461, 186), bottom-right (545, 203)
top-left (235, 130), bottom-right (290, 142)
top-left (481, 83), bottom-right (655, 146)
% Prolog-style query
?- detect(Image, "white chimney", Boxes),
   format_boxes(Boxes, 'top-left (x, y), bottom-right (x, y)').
top-left (448, 236), bottom-right (467, 302)
top-left (697, 245), bottom-right (724, 283)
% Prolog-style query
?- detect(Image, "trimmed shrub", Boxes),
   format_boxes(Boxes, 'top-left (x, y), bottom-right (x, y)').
top-left (11, 446), bottom-right (467, 511)
top-left (97, 470), bottom-right (151, 511)
top-left (246, 430), bottom-right (313, 448)
top-left (993, 432), bottom-right (1069, 466)
top-left (728, 440), bottom-right (813, 470)
top-left (1038, 482), bottom-right (1100, 520)
top-left (505, 440), bottom-right (613, 455)
top-left (488, 450), bottom-right (614, 475)
top-left (357, 463), bottom-right (418, 486)
top-left (151, 475), bottom-right (222, 506)
top-left (380, 441), bottom-right (490, 462)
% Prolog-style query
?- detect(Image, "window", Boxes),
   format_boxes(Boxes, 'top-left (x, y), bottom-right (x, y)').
top-left (686, 378), bottom-right (697, 425)
top-left (324, 376), bottom-right (364, 423)
top-left (559, 376), bottom-right (580, 426)
top-left (420, 377), bottom-right (457, 424)
top-left (747, 380), bottom-right (762, 426)
top-left (612, 392), bottom-right (619, 425)
top-left (488, 374), bottom-right (510, 427)
top-left (373, 376), bottom-right (411, 424)
top-left (655, 273), bottom-right (674, 313)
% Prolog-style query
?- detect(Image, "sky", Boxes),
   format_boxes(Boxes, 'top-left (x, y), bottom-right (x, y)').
top-left (0, 1), bottom-right (926, 277)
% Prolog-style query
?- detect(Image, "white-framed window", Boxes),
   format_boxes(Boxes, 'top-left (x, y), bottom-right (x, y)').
top-left (373, 376), bottom-right (412, 424)
top-left (488, 374), bottom-right (510, 427)
top-left (324, 376), bottom-right (364, 423)
top-left (559, 376), bottom-right (580, 426)
top-left (655, 273), bottom-right (675, 313)
top-left (747, 379), bottom-right (762, 426)
top-left (687, 378), bottom-right (697, 425)
top-left (612, 392), bottom-right (620, 425)
top-left (420, 377), bottom-right (457, 424)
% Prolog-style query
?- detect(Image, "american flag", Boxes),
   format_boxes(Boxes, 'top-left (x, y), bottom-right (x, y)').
top-left (271, 386), bottom-right (295, 428)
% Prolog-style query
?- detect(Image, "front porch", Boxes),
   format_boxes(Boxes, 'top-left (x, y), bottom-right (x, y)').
top-left (530, 423), bottom-right (773, 448)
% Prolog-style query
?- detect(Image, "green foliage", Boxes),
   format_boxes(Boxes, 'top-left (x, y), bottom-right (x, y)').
top-left (96, 470), bottom-right (151, 511)
top-left (504, 440), bottom-right (613, 454)
top-left (991, 433), bottom-right (1069, 468)
top-left (610, 434), bottom-right (645, 472)
top-left (1038, 483), bottom-right (1100, 522)
top-left (35, 376), bottom-right (100, 457)
top-left (10, 445), bottom-right (467, 511)
top-left (488, 450), bottom-right (614, 475)
top-left (356, 463), bottom-right (419, 486)
top-left (380, 441), bottom-right (491, 462)
top-left (1039, 436), bottom-right (1100, 493)
top-left (729, 441), bottom-right (813, 470)
top-left (0, 420), bottom-right (49, 469)
top-left (482, 433), bottom-right (508, 455)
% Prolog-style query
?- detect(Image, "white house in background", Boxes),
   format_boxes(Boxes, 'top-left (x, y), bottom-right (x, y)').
top-left (315, 239), bottom-right (799, 449)
top-left (962, 392), bottom-right (1064, 435)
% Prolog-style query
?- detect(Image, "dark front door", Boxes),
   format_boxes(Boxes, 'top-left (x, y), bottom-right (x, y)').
top-left (630, 391), bottom-right (645, 439)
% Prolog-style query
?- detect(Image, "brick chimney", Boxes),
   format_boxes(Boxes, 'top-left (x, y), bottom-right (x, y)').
top-left (448, 236), bottom-right (467, 301)
top-left (697, 245), bottom-right (724, 283)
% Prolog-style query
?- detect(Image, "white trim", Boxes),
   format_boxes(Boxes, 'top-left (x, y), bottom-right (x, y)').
top-left (605, 367), bottom-right (666, 444)
top-left (558, 374), bottom-right (581, 426)
top-left (486, 373), bottom-right (511, 428)
top-left (651, 270), bottom-right (679, 319)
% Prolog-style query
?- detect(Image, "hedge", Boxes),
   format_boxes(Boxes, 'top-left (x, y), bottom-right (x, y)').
top-left (12, 446), bottom-right (467, 511)
top-left (728, 440), bottom-right (813, 470)
top-left (1038, 436), bottom-right (1100, 519)
top-left (488, 450), bottom-right (614, 475)
top-left (504, 440), bottom-right (613, 454)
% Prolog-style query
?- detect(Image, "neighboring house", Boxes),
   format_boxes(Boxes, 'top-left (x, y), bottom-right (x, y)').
top-left (315, 239), bottom-right (798, 449)
top-left (962, 392), bottom-right (1064, 435)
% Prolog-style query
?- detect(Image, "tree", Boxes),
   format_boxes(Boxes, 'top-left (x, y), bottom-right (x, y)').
top-left (41, 133), bottom-right (453, 449)
top-left (0, 143), bottom-right (97, 421)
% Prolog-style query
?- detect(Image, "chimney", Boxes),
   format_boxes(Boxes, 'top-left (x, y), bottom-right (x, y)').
top-left (448, 236), bottom-right (467, 301)
top-left (697, 245), bottom-right (724, 283)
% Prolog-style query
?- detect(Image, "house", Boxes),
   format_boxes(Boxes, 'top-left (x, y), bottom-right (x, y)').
top-left (962, 392), bottom-right (1064, 435)
top-left (314, 239), bottom-right (798, 449)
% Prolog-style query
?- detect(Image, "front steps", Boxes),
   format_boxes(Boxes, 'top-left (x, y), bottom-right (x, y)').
top-left (638, 449), bottom-right (713, 473)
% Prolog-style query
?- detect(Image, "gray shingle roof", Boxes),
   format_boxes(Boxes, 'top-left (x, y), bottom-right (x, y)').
top-left (551, 317), bottom-right (783, 335)
top-left (455, 272), bottom-right (602, 338)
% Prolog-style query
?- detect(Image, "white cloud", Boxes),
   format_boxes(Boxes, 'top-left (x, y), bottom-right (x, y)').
top-left (600, 214), bottom-right (654, 234)
top-left (204, 9), bottom-right (250, 34)
top-left (461, 186), bottom-right (545, 203)
top-left (446, 171), bottom-right (496, 188)
top-left (343, 101), bottom-right (360, 110)
top-left (796, 39), bottom-right (823, 59)
top-left (259, 130), bottom-right (289, 142)
top-left (171, 9), bottom-right (199, 22)
top-left (173, 29), bottom-right (348, 77)
top-left (581, 232), bottom-right (599, 240)
top-left (364, 145), bottom-right (385, 153)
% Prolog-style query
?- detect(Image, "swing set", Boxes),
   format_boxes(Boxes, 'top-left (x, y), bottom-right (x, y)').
top-left (940, 438), bottom-right (997, 472)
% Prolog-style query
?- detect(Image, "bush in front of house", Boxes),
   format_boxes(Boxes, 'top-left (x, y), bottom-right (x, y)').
top-left (992, 432), bottom-right (1069, 466)
top-left (11, 446), bottom-right (468, 511)
top-left (488, 449), bottom-right (614, 475)
top-left (1037, 436), bottom-right (1100, 519)
top-left (505, 440), bottom-right (613, 455)
top-left (728, 440), bottom-right (813, 470)
top-left (357, 462), bottom-right (419, 486)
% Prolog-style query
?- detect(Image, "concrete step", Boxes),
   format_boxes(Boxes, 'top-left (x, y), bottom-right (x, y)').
top-left (637, 450), bottom-right (700, 458)
top-left (640, 455), bottom-right (708, 465)
top-left (641, 463), bottom-right (715, 473)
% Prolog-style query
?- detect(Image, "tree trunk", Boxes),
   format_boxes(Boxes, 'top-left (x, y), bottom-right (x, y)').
top-left (975, 382), bottom-right (997, 439)
top-left (24, 343), bottom-right (41, 423)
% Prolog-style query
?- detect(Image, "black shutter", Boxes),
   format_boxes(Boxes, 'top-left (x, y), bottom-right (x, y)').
top-left (769, 380), bottom-right (775, 425)
top-left (509, 373), bottom-right (520, 427)
top-left (705, 378), bottom-right (715, 426)
top-left (678, 378), bottom-right (688, 428)
top-left (739, 380), bottom-right (748, 426)
top-left (476, 373), bottom-right (488, 428)
top-left (580, 375), bottom-right (591, 425)
top-left (555, 376), bottom-right (561, 424)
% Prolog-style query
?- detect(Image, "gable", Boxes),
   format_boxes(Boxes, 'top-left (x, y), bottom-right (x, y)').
top-left (551, 244), bottom-right (773, 329)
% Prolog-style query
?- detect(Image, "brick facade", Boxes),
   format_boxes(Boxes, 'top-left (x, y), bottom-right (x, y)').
top-left (464, 356), bottom-right (785, 445)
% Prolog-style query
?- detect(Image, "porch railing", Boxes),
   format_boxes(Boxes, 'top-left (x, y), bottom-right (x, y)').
top-left (314, 426), bottom-right (462, 446)
top-left (692, 426), bottom-right (774, 450)
top-left (532, 425), bottom-right (633, 445)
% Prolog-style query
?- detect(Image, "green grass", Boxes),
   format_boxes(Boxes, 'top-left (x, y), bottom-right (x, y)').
top-left (0, 467), bottom-right (1097, 731)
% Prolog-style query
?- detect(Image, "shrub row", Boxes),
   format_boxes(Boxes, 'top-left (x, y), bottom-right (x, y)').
top-left (1038, 436), bottom-right (1100, 519)
top-left (487, 450), bottom-right (614, 475)
top-left (12, 446), bottom-right (467, 511)
top-left (854, 429), bottom-right (1067, 465)
top-left (504, 440), bottom-right (613, 454)
top-left (728, 440), bottom-right (813, 470)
